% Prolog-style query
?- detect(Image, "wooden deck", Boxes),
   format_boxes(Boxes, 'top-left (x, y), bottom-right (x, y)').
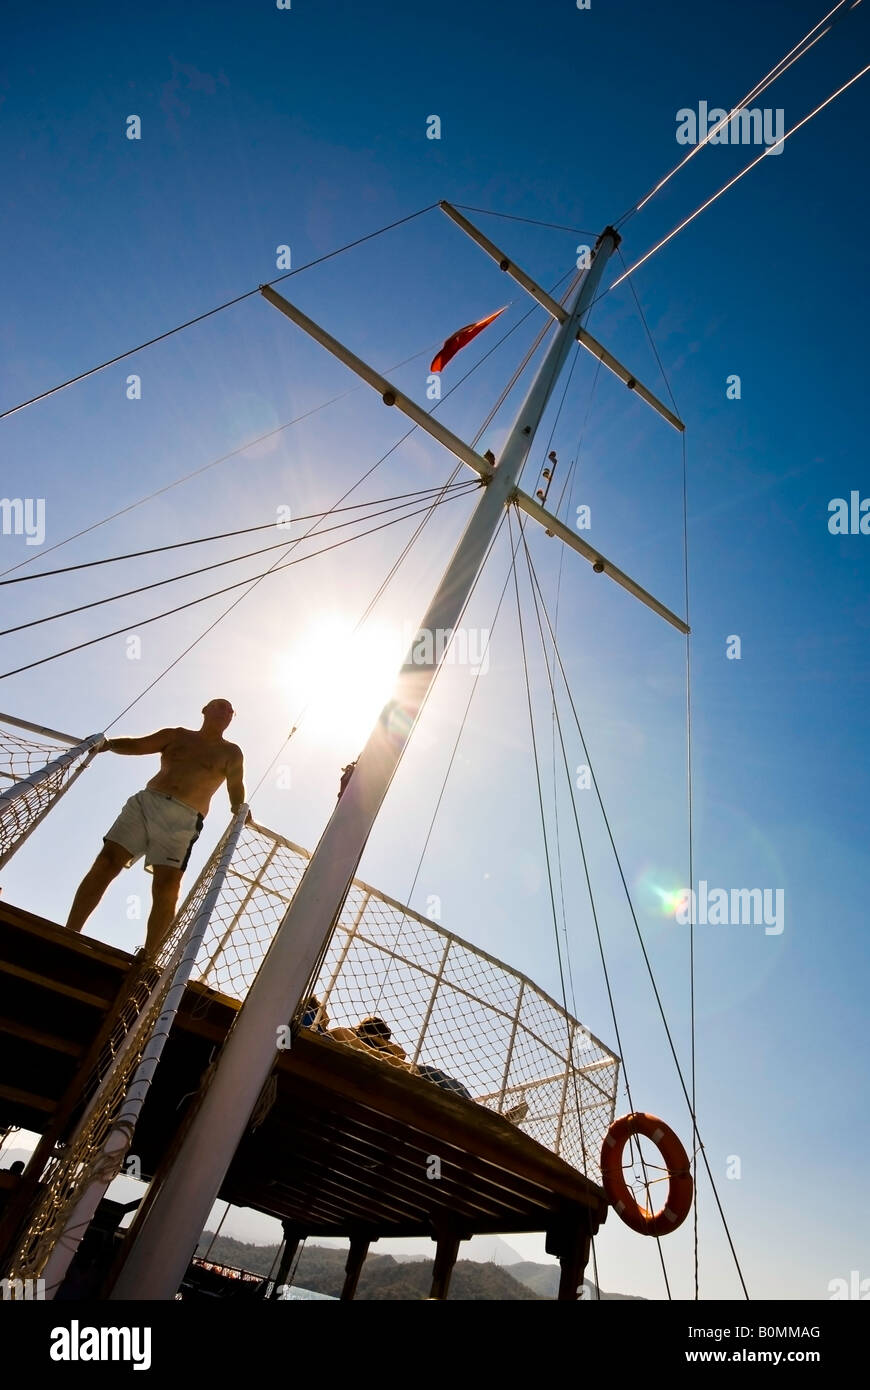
top-left (0, 898), bottom-right (608, 1297)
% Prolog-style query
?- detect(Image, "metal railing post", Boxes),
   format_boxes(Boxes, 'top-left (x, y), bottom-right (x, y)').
top-left (319, 891), bottom-right (371, 1014)
top-left (495, 980), bottom-right (524, 1115)
top-left (411, 936), bottom-right (452, 1066)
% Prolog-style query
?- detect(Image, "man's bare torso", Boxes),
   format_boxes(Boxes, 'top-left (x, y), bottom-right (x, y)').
top-left (146, 728), bottom-right (240, 817)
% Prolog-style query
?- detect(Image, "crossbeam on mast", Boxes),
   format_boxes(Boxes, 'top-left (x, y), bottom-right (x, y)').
top-left (438, 202), bottom-right (684, 434)
top-left (439, 200), bottom-right (569, 323)
top-left (261, 273), bottom-right (686, 635)
top-left (513, 490), bottom-right (689, 634)
top-left (259, 285), bottom-right (495, 482)
top-left (575, 327), bottom-right (685, 433)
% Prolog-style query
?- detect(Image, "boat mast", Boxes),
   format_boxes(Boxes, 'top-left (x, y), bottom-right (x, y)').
top-left (111, 225), bottom-right (620, 1299)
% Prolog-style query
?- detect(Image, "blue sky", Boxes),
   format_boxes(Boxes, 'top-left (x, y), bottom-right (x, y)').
top-left (2, 0), bottom-right (868, 1299)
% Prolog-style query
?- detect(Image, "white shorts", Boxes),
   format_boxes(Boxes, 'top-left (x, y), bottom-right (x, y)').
top-left (104, 789), bottom-right (204, 873)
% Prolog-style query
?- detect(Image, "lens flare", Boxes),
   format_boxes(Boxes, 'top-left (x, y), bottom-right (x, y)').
top-left (635, 865), bottom-right (686, 920)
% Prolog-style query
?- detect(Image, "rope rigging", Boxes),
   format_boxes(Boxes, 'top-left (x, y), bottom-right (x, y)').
top-left (0, 485), bottom-right (481, 639)
top-left (615, 0), bottom-right (862, 227)
top-left (617, 258), bottom-right (701, 1296)
top-left (511, 508), bottom-right (673, 1299)
top-left (0, 364), bottom-right (442, 582)
top-left (605, 60), bottom-right (870, 300)
top-left (15, 259), bottom-right (554, 729)
top-left (507, 507), bottom-right (637, 1297)
top-left (0, 488), bottom-right (478, 682)
top-left (0, 484), bottom-right (476, 588)
top-left (518, 531), bottom-right (749, 1299)
top-left (0, 203), bottom-right (441, 422)
top-left (104, 262), bottom-right (576, 733)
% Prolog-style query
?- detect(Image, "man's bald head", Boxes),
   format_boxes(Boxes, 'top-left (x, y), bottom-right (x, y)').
top-left (201, 698), bottom-right (234, 732)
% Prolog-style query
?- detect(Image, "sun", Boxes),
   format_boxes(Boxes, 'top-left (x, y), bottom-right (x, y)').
top-left (275, 615), bottom-right (402, 750)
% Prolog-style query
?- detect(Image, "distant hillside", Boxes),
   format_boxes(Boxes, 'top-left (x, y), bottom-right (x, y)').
top-left (510, 1260), bottom-right (646, 1300)
top-left (196, 1233), bottom-right (643, 1300)
top-left (196, 1234), bottom-right (540, 1299)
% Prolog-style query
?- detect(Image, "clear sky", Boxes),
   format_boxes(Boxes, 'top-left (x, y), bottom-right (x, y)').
top-left (1, 0), bottom-right (868, 1300)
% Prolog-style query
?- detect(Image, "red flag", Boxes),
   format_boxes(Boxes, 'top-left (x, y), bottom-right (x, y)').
top-left (430, 306), bottom-right (507, 374)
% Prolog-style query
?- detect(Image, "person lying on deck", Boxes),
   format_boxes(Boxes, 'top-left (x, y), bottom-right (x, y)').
top-left (414, 1064), bottom-right (473, 1101)
top-left (64, 699), bottom-right (245, 962)
top-left (330, 1015), bottom-right (408, 1061)
top-left (326, 1015), bottom-right (473, 1100)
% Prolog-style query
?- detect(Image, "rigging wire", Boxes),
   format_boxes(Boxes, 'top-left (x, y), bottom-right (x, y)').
top-left (0, 204), bottom-right (440, 423)
top-left (0, 489), bottom-right (476, 684)
top-left (0, 238), bottom-right (565, 591)
top-left (0, 485), bottom-right (481, 637)
top-left (100, 266), bottom-right (562, 729)
top-left (514, 511), bottom-right (673, 1300)
top-left (520, 534), bottom-right (750, 1299)
top-left (250, 463), bottom-right (476, 808)
top-left (615, 0), bottom-right (859, 227)
top-left (351, 266), bottom-right (587, 1004)
top-left (618, 253), bottom-right (700, 1296)
top-left (546, 346), bottom-right (604, 1296)
top-left (506, 510), bottom-right (605, 1268)
top-left (109, 264), bottom-right (573, 734)
top-left (314, 270), bottom-right (588, 1016)
top-left (0, 483), bottom-right (478, 589)
top-left (604, 61), bottom-right (870, 297)
top-left (546, 351), bottom-right (605, 1029)
top-left (368, 511), bottom-right (517, 1025)
top-left (0, 344), bottom-right (443, 582)
top-left (454, 204), bottom-right (596, 236)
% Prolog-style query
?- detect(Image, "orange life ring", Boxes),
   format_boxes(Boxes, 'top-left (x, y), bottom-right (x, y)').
top-left (600, 1112), bottom-right (693, 1236)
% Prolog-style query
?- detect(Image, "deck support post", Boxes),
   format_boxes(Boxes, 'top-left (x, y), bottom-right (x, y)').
top-left (340, 1233), bottom-right (371, 1300)
top-left (270, 1221), bottom-right (303, 1297)
top-left (547, 1213), bottom-right (597, 1300)
top-left (428, 1221), bottom-right (469, 1300)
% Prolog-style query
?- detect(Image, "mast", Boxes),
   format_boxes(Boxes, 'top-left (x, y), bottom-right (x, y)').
top-left (110, 226), bottom-right (620, 1299)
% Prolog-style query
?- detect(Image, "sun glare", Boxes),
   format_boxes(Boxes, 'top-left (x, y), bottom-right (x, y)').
top-left (275, 615), bottom-right (402, 749)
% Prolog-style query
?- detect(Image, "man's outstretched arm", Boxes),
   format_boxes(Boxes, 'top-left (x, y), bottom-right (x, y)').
top-left (226, 747), bottom-right (246, 813)
top-left (104, 728), bottom-right (174, 755)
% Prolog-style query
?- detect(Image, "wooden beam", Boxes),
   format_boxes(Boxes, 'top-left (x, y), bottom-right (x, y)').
top-left (429, 1226), bottom-right (463, 1300)
top-left (0, 1082), bottom-right (55, 1113)
top-left (279, 1036), bottom-right (605, 1210)
top-left (0, 1015), bottom-right (83, 1058)
top-left (0, 960), bottom-right (110, 1009)
top-left (250, 1109), bottom-right (515, 1226)
top-left (341, 1235), bottom-right (371, 1301)
top-left (269, 1223), bottom-right (303, 1299)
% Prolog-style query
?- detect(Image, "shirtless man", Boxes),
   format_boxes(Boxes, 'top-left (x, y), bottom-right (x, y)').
top-left (65, 698), bottom-right (245, 959)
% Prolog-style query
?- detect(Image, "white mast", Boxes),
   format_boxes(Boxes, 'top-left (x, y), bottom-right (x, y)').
top-left (111, 225), bottom-right (626, 1299)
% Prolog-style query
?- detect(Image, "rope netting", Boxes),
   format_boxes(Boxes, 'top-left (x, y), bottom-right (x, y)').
top-left (196, 823), bottom-right (621, 1179)
top-left (8, 816), bottom-right (243, 1283)
top-left (0, 717), bottom-right (103, 866)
